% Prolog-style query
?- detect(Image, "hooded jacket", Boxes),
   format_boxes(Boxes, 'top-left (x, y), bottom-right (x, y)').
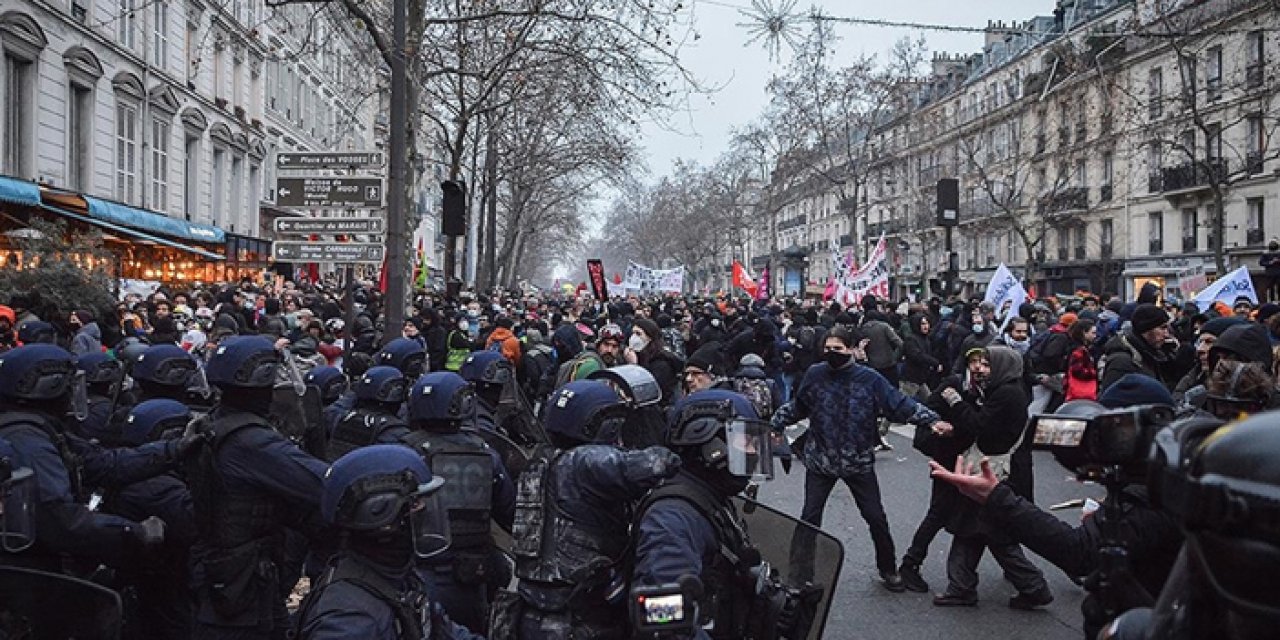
top-left (71, 321), bottom-right (102, 355)
top-left (485, 326), bottom-right (522, 368)
top-left (901, 314), bottom-right (940, 386)
top-left (860, 313), bottom-right (903, 371)
top-left (1208, 323), bottom-right (1273, 365)
top-left (1100, 330), bottom-right (1180, 392)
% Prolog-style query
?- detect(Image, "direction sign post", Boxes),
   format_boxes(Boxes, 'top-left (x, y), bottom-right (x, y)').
top-left (276, 176), bottom-right (384, 209)
top-left (273, 217), bottom-right (386, 235)
top-left (272, 242), bottom-right (385, 264)
top-left (275, 151), bottom-right (384, 170)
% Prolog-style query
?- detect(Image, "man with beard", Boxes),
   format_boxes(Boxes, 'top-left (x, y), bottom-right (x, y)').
top-left (1100, 304), bottom-right (1182, 391)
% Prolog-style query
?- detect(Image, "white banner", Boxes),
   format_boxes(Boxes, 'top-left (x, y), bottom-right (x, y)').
top-left (983, 263), bottom-right (1027, 333)
top-left (118, 278), bottom-right (161, 300)
top-left (1192, 266), bottom-right (1257, 311)
top-left (623, 262), bottom-right (685, 293)
top-left (835, 235), bottom-right (889, 306)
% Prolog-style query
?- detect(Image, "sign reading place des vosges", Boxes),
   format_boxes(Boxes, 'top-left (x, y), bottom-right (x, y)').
top-left (275, 151), bottom-right (385, 170)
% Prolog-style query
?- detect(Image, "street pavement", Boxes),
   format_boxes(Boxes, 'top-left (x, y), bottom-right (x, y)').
top-left (756, 425), bottom-right (1106, 640)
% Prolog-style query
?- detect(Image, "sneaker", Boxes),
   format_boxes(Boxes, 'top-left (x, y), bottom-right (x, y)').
top-left (1008, 588), bottom-right (1054, 610)
top-left (874, 439), bottom-right (894, 452)
top-left (932, 592), bottom-right (978, 607)
top-left (898, 562), bottom-right (929, 593)
top-left (880, 570), bottom-right (906, 593)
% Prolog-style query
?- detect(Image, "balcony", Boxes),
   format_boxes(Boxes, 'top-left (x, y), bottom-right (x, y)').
top-left (1160, 159), bottom-right (1229, 193)
top-left (1247, 151), bottom-right (1265, 175)
top-left (1248, 228), bottom-right (1265, 245)
top-left (777, 214), bottom-right (807, 232)
top-left (1148, 173), bottom-right (1164, 193)
top-left (1247, 63), bottom-right (1264, 89)
top-left (1149, 239), bottom-right (1163, 255)
top-left (1037, 187), bottom-right (1089, 215)
top-left (1100, 184), bottom-right (1113, 201)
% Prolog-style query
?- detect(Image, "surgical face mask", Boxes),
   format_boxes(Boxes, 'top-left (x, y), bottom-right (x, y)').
top-left (458, 320), bottom-right (469, 330)
top-left (629, 335), bottom-right (649, 352)
top-left (972, 323), bottom-right (985, 334)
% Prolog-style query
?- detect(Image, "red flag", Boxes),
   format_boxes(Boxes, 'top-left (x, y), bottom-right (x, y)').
top-left (612, 273), bottom-right (622, 285)
top-left (732, 261), bottom-right (757, 296)
top-left (377, 256), bottom-right (388, 294)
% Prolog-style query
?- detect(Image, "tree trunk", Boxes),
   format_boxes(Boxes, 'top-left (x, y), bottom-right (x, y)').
top-left (1212, 188), bottom-right (1227, 275)
top-left (482, 122), bottom-right (499, 289)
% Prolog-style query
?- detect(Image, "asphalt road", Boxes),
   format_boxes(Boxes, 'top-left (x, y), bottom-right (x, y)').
top-left (755, 425), bottom-right (1106, 640)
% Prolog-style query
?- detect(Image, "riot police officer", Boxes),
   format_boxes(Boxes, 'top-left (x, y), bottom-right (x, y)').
top-left (295, 444), bottom-right (482, 640)
top-left (109, 399), bottom-right (199, 640)
top-left (187, 335), bottom-right (329, 640)
top-left (305, 365), bottom-right (349, 436)
top-left (326, 366), bottom-right (411, 461)
top-left (494, 380), bottom-right (681, 639)
top-left (130, 343), bottom-right (201, 402)
top-left (403, 371), bottom-right (516, 633)
top-left (378, 337), bottom-right (428, 381)
top-left (75, 352), bottom-right (125, 443)
top-left (630, 390), bottom-right (783, 640)
top-left (459, 350), bottom-right (514, 433)
top-left (0, 344), bottom-right (172, 572)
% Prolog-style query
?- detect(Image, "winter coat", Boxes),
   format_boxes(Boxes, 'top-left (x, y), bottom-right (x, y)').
top-left (900, 317), bottom-right (940, 387)
top-left (860, 317), bottom-right (903, 371)
top-left (1064, 343), bottom-right (1098, 401)
top-left (71, 322), bottom-right (102, 355)
top-left (1099, 331), bottom-right (1180, 392)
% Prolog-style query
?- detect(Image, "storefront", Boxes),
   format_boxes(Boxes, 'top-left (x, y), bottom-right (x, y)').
top-left (0, 175), bottom-right (230, 285)
top-left (1121, 255), bottom-right (1216, 301)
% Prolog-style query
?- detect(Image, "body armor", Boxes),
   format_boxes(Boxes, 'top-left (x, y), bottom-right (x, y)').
top-left (0, 412), bottom-right (83, 501)
top-left (511, 452), bottom-right (629, 612)
top-left (296, 555), bottom-right (434, 640)
top-left (327, 409), bottom-right (408, 462)
top-left (402, 430), bottom-right (494, 551)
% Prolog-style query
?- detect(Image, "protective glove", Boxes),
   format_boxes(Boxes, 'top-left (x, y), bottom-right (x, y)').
top-left (770, 431), bottom-right (793, 474)
top-left (137, 516), bottom-right (166, 547)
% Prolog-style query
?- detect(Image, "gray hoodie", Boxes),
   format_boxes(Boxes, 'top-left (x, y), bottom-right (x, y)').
top-left (71, 322), bottom-right (101, 355)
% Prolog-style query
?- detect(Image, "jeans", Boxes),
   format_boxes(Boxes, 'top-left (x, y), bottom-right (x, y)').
top-left (943, 535), bottom-right (1048, 598)
top-left (800, 469), bottom-right (897, 574)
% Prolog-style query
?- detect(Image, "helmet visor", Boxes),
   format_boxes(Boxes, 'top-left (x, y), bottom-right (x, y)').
top-left (68, 370), bottom-right (89, 422)
top-left (726, 419), bottom-right (773, 480)
top-left (1, 467), bottom-right (36, 553)
top-left (187, 366), bottom-right (212, 399)
top-left (410, 484), bottom-right (451, 559)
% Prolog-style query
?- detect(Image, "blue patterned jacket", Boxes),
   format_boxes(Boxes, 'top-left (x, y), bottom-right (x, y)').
top-left (772, 361), bottom-right (940, 476)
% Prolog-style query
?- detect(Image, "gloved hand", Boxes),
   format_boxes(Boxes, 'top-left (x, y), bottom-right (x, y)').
top-left (137, 516), bottom-right (166, 547)
top-left (645, 446), bottom-right (683, 478)
top-left (172, 419), bottom-right (209, 460)
top-left (771, 431), bottom-right (793, 474)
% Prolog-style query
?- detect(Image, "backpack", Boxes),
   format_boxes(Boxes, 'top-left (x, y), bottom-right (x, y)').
top-left (488, 340), bottom-right (506, 354)
top-left (731, 377), bottom-right (774, 420)
top-left (1029, 331), bottom-right (1071, 375)
top-left (554, 351), bottom-right (604, 389)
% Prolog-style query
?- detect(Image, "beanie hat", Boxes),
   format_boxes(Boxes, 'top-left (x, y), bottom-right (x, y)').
top-left (1059, 312), bottom-right (1078, 327)
top-left (73, 310), bottom-right (96, 325)
top-left (1198, 316), bottom-right (1245, 337)
top-left (685, 344), bottom-right (725, 376)
top-left (1130, 304), bottom-right (1169, 334)
top-left (1099, 373), bottom-right (1174, 408)
top-left (634, 318), bottom-right (660, 340)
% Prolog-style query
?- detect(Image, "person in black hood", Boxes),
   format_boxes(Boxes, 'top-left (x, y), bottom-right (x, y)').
top-left (418, 308), bottom-right (448, 372)
top-left (1173, 316), bottom-right (1247, 404)
top-left (1207, 323), bottom-right (1273, 368)
top-left (1100, 304), bottom-right (1182, 392)
top-left (902, 313), bottom-right (943, 394)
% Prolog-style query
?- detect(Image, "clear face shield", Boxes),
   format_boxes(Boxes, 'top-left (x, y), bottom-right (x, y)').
top-left (1, 465), bottom-right (36, 553)
top-left (725, 419), bottom-right (774, 481)
top-left (409, 481), bottom-right (451, 559)
top-left (68, 369), bottom-right (89, 422)
top-left (187, 365), bottom-right (212, 399)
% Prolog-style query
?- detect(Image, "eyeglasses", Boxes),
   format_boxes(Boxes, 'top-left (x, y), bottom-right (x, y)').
top-left (682, 369), bottom-right (709, 378)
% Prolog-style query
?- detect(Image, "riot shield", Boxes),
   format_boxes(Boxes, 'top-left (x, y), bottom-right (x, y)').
top-left (731, 496), bottom-right (843, 640)
top-left (270, 385), bottom-right (308, 441)
top-left (472, 427), bottom-right (534, 479)
top-left (0, 566), bottom-right (123, 639)
top-left (297, 385), bottom-right (328, 458)
top-left (588, 365), bottom-right (662, 407)
top-left (496, 379), bottom-right (548, 446)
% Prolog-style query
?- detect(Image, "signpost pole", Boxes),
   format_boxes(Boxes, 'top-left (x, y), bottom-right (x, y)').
top-left (383, 0), bottom-right (408, 344)
top-left (344, 265), bottom-right (356, 370)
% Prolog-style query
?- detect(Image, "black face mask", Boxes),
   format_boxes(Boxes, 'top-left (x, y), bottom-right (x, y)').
top-left (824, 351), bottom-right (851, 369)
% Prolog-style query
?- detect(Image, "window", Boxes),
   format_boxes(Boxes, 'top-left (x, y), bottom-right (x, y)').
top-left (232, 55), bottom-right (242, 108)
top-left (1180, 129), bottom-right (1196, 164)
top-left (1247, 30), bottom-right (1265, 88)
top-left (151, 119), bottom-right (169, 210)
top-left (1074, 158), bottom-right (1087, 186)
top-left (1182, 208), bottom-right (1198, 252)
top-left (1206, 122), bottom-right (1222, 163)
top-left (118, 0), bottom-right (137, 49)
top-left (3, 54), bottom-right (34, 178)
top-left (1148, 140), bottom-right (1162, 177)
top-left (185, 17), bottom-right (197, 81)
top-left (1149, 211), bottom-right (1164, 255)
top-left (230, 156), bottom-right (242, 231)
top-left (1247, 114), bottom-right (1265, 174)
top-left (1057, 226), bottom-right (1070, 261)
top-left (1247, 198), bottom-right (1265, 245)
top-left (1101, 152), bottom-right (1114, 200)
top-left (115, 102), bottom-right (139, 203)
top-left (1073, 224), bottom-right (1087, 260)
top-left (1101, 219), bottom-right (1114, 257)
top-left (152, 2), bottom-right (168, 69)
top-left (184, 136), bottom-right (198, 219)
top-left (211, 148), bottom-right (225, 227)
top-left (1179, 54), bottom-right (1196, 108)
top-left (1206, 45), bottom-right (1222, 101)
top-left (68, 83), bottom-right (93, 191)
top-left (1148, 67), bottom-right (1163, 119)
top-left (213, 39), bottom-right (225, 99)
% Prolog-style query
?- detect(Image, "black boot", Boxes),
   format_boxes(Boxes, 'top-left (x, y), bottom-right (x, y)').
top-left (898, 560), bottom-right (929, 593)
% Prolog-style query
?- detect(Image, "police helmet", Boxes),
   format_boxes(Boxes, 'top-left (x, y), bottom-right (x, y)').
top-left (321, 445), bottom-right (450, 558)
top-left (668, 390), bottom-right (773, 480)
top-left (205, 336), bottom-right (281, 390)
top-left (375, 338), bottom-right (426, 379)
top-left (459, 350), bottom-right (513, 387)
top-left (0, 344), bottom-right (80, 403)
top-left (132, 344), bottom-right (198, 387)
top-left (305, 366), bottom-right (348, 404)
top-left (407, 372), bottom-right (476, 426)
top-left (544, 380), bottom-right (627, 447)
top-left (0, 435), bottom-right (36, 552)
top-left (1180, 411), bottom-right (1280, 621)
top-left (76, 352), bottom-right (124, 386)
top-left (123, 399), bottom-right (192, 446)
top-left (16, 321), bottom-right (56, 344)
top-left (116, 337), bottom-right (150, 369)
top-left (354, 366), bottom-right (409, 405)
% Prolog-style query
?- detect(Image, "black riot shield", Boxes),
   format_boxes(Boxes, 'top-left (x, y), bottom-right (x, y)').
top-left (731, 496), bottom-right (843, 640)
top-left (497, 378), bottom-right (548, 446)
top-left (297, 385), bottom-right (327, 458)
top-left (588, 365), bottom-right (666, 448)
top-left (0, 566), bottom-right (123, 639)
top-left (472, 427), bottom-right (534, 480)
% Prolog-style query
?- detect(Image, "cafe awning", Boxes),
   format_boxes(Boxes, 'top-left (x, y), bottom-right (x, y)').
top-left (83, 196), bottom-right (225, 244)
top-left (41, 203), bottom-right (225, 261)
top-left (0, 176), bottom-right (41, 208)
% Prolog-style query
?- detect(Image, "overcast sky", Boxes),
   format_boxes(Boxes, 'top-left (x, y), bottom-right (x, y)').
top-left (638, 0), bottom-right (1058, 174)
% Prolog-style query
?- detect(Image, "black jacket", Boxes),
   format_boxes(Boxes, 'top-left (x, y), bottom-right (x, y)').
top-left (901, 331), bottom-right (940, 386)
top-left (1100, 332), bottom-right (1181, 391)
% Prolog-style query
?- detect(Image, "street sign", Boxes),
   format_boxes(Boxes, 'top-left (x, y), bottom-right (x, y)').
top-left (273, 217), bottom-right (386, 235)
top-left (272, 241), bottom-right (385, 264)
top-left (275, 151), bottom-right (384, 170)
top-left (276, 176), bottom-right (384, 208)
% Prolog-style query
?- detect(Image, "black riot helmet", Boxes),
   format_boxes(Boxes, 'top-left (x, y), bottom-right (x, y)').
top-left (667, 390), bottom-right (773, 490)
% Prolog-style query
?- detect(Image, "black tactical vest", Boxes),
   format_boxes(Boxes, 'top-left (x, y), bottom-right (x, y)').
top-left (296, 555), bottom-right (431, 640)
top-left (401, 430), bottom-right (494, 552)
top-left (187, 411), bottom-right (281, 550)
top-left (327, 409), bottom-right (407, 462)
top-left (0, 412), bottom-right (83, 501)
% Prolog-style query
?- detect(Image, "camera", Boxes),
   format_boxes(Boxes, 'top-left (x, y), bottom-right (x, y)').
top-left (630, 578), bottom-right (700, 637)
top-left (1030, 403), bottom-right (1175, 484)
